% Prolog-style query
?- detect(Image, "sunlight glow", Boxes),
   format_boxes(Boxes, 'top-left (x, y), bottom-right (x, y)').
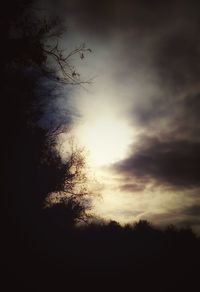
top-left (76, 115), bottom-right (132, 167)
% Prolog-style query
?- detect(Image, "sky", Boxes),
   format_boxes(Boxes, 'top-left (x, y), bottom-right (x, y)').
top-left (41, 0), bottom-right (200, 232)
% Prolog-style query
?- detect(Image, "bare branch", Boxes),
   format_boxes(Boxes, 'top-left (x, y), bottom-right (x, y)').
top-left (42, 41), bottom-right (92, 88)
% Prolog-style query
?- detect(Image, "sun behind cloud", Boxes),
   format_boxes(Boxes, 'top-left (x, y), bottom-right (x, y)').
top-left (76, 115), bottom-right (133, 167)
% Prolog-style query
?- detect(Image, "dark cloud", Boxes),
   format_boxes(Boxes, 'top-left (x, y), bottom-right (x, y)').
top-left (132, 91), bottom-right (200, 135)
top-left (156, 30), bottom-right (200, 89)
top-left (183, 205), bottom-right (200, 217)
top-left (64, 0), bottom-right (200, 35)
top-left (114, 137), bottom-right (200, 189)
top-left (139, 204), bottom-right (200, 228)
top-left (119, 183), bottom-right (145, 193)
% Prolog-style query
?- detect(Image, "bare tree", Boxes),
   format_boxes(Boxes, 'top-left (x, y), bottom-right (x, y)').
top-left (44, 128), bottom-right (95, 224)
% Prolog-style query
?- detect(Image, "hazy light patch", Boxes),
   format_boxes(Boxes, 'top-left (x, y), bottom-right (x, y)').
top-left (75, 114), bottom-right (133, 167)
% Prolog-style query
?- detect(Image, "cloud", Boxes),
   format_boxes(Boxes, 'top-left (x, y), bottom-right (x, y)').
top-left (114, 87), bottom-right (200, 191)
top-left (64, 0), bottom-right (200, 35)
top-left (183, 205), bottom-right (200, 217)
top-left (139, 203), bottom-right (200, 230)
top-left (47, 0), bottom-right (200, 137)
top-left (113, 137), bottom-right (200, 189)
top-left (119, 183), bottom-right (145, 193)
top-left (63, 0), bottom-right (200, 89)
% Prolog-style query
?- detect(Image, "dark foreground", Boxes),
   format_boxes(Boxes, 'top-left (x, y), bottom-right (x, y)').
top-left (4, 219), bottom-right (200, 291)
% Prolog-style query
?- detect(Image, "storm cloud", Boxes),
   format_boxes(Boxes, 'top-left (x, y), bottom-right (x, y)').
top-left (114, 137), bottom-right (200, 189)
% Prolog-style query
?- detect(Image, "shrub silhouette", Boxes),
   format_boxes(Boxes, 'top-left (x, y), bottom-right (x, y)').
top-left (44, 197), bottom-right (87, 231)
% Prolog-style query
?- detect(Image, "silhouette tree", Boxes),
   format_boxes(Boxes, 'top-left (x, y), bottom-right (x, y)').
top-left (43, 132), bottom-right (92, 228)
top-left (133, 220), bottom-right (155, 233)
top-left (3, 0), bottom-right (92, 246)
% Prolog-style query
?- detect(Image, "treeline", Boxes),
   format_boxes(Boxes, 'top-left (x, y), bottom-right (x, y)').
top-left (5, 217), bottom-right (200, 290)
